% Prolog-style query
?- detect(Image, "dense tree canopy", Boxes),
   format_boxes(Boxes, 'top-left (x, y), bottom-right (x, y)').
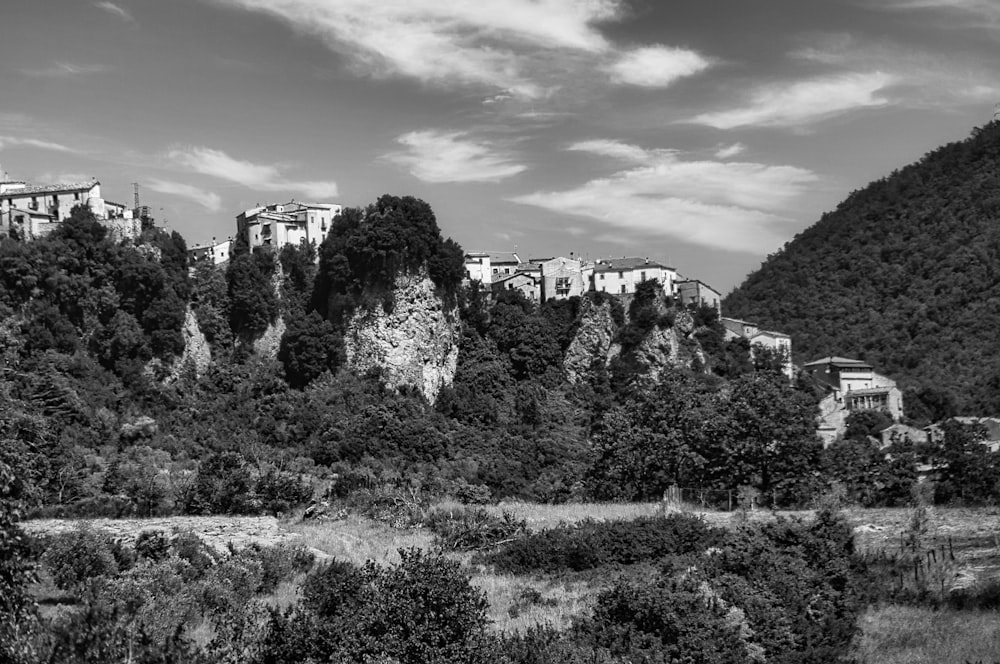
top-left (725, 121), bottom-right (1000, 412)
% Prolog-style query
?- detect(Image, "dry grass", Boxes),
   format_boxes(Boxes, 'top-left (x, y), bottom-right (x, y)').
top-left (479, 500), bottom-right (664, 530)
top-left (285, 513), bottom-right (597, 633)
top-left (853, 605), bottom-right (1000, 664)
top-left (286, 514), bottom-right (435, 567)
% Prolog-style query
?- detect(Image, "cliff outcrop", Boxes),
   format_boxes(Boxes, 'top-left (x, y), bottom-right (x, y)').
top-left (564, 298), bottom-right (620, 384)
top-left (564, 290), bottom-right (705, 383)
top-left (150, 305), bottom-right (213, 383)
top-left (343, 269), bottom-right (460, 403)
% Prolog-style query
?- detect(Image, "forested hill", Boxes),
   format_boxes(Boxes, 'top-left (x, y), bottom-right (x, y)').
top-left (724, 120), bottom-right (1000, 413)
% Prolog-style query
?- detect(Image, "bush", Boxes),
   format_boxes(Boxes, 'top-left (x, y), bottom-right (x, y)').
top-left (426, 507), bottom-right (526, 551)
top-left (480, 514), bottom-right (724, 574)
top-left (135, 530), bottom-right (171, 563)
top-left (41, 527), bottom-right (119, 590)
top-left (262, 548), bottom-right (491, 663)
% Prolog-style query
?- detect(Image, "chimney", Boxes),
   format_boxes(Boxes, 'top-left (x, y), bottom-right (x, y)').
top-left (645, 257), bottom-right (649, 264)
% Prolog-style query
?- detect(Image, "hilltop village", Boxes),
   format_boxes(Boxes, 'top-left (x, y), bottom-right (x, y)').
top-left (0, 176), bottom-right (941, 446)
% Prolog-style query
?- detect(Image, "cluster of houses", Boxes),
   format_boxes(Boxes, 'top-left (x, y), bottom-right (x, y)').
top-left (13, 177), bottom-right (983, 453)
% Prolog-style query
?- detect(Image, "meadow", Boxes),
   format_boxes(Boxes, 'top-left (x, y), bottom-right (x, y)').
top-left (24, 501), bottom-right (1000, 662)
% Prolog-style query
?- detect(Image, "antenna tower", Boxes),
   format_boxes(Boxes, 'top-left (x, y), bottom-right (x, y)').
top-left (132, 182), bottom-right (140, 210)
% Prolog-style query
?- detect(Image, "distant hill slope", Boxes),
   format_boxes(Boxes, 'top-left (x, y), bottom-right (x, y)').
top-left (724, 121), bottom-right (1000, 412)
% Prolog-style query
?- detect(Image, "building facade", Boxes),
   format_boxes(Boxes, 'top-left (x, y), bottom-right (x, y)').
top-left (807, 356), bottom-right (904, 445)
top-left (676, 278), bottom-right (722, 313)
top-left (237, 201), bottom-right (341, 253)
top-left (188, 238), bottom-right (233, 267)
top-left (539, 256), bottom-right (586, 302)
top-left (590, 257), bottom-right (676, 295)
top-left (491, 272), bottom-right (541, 301)
top-left (1, 179), bottom-right (134, 239)
top-left (721, 317), bottom-right (793, 380)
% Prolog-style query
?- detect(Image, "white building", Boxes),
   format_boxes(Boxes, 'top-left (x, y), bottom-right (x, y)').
top-left (590, 256), bottom-right (677, 295)
top-left (721, 317), bottom-right (794, 380)
top-left (188, 238), bottom-right (233, 267)
top-left (237, 201), bottom-right (341, 253)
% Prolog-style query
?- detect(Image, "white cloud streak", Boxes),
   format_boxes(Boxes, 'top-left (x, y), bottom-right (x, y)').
top-left (146, 179), bottom-right (223, 212)
top-left (687, 72), bottom-right (895, 129)
top-left (715, 143), bottom-right (746, 159)
top-left (19, 62), bottom-right (108, 77)
top-left (607, 45), bottom-right (712, 88)
top-left (0, 136), bottom-right (77, 152)
top-left (95, 1), bottom-right (135, 23)
top-left (511, 140), bottom-right (817, 254)
top-left (168, 146), bottom-right (339, 199)
top-left (384, 130), bottom-right (527, 183)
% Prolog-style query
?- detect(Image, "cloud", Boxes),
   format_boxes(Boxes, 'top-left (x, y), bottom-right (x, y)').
top-left (607, 45), bottom-right (711, 88)
top-left (0, 136), bottom-right (77, 152)
top-left (791, 34), bottom-right (1000, 107)
top-left (19, 62), bottom-right (108, 77)
top-left (687, 72), bottom-right (895, 129)
top-left (146, 179), bottom-right (223, 212)
top-left (206, 0), bottom-right (626, 98)
top-left (510, 140), bottom-right (817, 254)
top-left (95, 1), bottom-right (135, 23)
top-left (168, 146), bottom-right (339, 199)
top-left (35, 172), bottom-right (94, 184)
top-left (383, 130), bottom-right (527, 183)
top-left (871, 0), bottom-right (1000, 25)
top-left (715, 143), bottom-right (746, 159)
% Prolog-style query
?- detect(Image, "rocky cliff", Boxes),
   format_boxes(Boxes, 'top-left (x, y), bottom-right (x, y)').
top-left (149, 305), bottom-right (212, 383)
top-left (343, 269), bottom-right (460, 403)
top-left (564, 298), bottom-right (620, 384)
top-left (564, 291), bottom-right (704, 383)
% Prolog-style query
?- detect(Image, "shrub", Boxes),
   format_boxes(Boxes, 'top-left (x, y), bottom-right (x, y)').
top-left (41, 527), bottom-right (119, 590)
top-left (426, 507), bottom-right (526, 551)
top-left (135, 530), bottom-right (171, 563)
top-left (480, 514), bottom-right (724, 574)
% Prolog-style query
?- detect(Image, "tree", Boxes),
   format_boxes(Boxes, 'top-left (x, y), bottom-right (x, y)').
top-left (227, 251), bottom-right (278, 340)
top-left (278, 311), bottom-right (342, 388)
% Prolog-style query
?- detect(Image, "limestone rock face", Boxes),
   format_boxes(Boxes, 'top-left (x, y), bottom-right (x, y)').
top-left (563, 291), bottom-right (705, 383)
top-left (344, 270), bottom-right (460, 403)
top-left (252, 315), bottom-right (286, 360)
top-left (150, 305), bottom-right (213, 383)
top-left (564, 299), bottom-right (619, 384)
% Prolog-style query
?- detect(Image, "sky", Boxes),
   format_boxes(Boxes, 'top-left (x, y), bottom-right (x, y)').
top-left (2, 0), bottom-right (999, 293)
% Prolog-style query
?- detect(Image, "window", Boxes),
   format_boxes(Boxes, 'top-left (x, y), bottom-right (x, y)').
top-left (74, 192), bottom-right (80, 200)
top-left (30, 197), bottom-right (38, 211)
top-left (640, 271), bottom-right (646, 281)
top-left (618, 271), bottom-right (624, 278)
top-left (620, 285), bottom-right (626, 293)
top-left (599, 273), bottom-right (605, 280)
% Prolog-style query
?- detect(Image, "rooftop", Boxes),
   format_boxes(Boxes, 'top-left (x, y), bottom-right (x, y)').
top-left (804, 356), bottom-right (872, 368)
top-left (2, 181), bottom-right (99, 196)
top-left (593, 256), bottom-right (671, 271)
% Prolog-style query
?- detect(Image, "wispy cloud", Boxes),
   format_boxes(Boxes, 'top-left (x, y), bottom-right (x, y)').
top-left (871, 0), bottom-right (1000, 26)
top-left (205, 0), bottom-right (624, 98)
top-left (146, 179), bottom-right (222, 212)
top-left (19, 62), bottom-right (108, 78)
top-left (792, 33), bottom-right (1000, 108)
top-left (687, 72), bottom-right (894, 129)
top-left (204, 0), bottom-right (716, 101)
top-left (715, 143), bottom-right (746, 159)
top-left (511, 140), bottom-right (817, 254)
top-left (383, 130), bottom-right (527, 183)
top-left (168, 146), bottom-right (338, 199)
top-left (0, 136), bottom-right (77, 153)
top-left (607, 45), bottom-right (712, 88)
top-left (94, 1), bottom-right (135, 24)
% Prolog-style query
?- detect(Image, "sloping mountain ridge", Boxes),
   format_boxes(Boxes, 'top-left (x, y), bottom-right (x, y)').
top-left (724, 121), bottom-right (1000, 412)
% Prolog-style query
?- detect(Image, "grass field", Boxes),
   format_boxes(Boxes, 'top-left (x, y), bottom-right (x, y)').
top-left (25, 502), bottom-right (1000, 652)
top-left (853, 605), bottom-right (1000, 664)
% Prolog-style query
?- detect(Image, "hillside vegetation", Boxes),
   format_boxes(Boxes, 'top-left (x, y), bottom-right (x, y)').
top-left (725, 120), bottom-right (1000, 413)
